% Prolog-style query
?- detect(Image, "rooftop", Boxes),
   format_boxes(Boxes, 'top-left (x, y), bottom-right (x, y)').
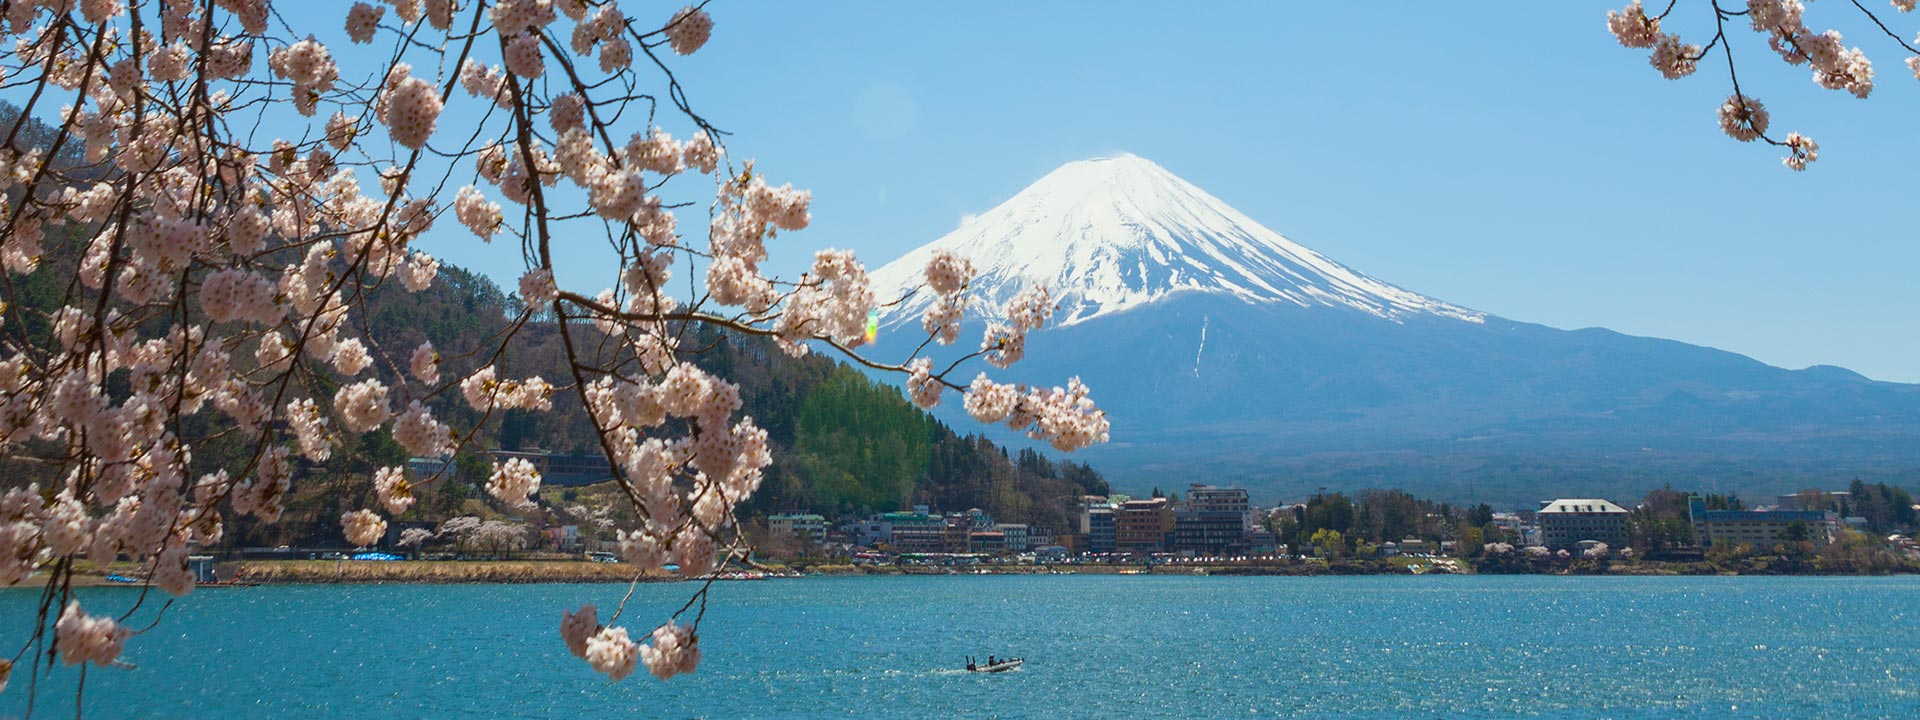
top-left (1694, 509), bottom-right (1828, 523)
top-left (1539, 499), bottom-right (1630, 515)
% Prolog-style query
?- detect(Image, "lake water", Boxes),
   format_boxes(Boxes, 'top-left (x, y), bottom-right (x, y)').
top-left (2, 575), bottom-right (1918, 718)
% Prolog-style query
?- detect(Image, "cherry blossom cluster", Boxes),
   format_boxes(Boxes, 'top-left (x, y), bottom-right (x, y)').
top-left (460, 365), bottom-right (555, 413)
top-left (54, 601), bottom-right (128, 667)
top-left (372, 466), bottom-right (416, 515)
top-left (376, 65), bottom-right (445, 150)
top-left (1746, 0), bottom-right (1875, 98)
top-left (410, 341), bottom-right (441, 384)
top-left (889, 256), bottom-right (1110, 452)
top-left (1608, 0), bottom-right (1920, 169)
top-left (0, 0), bottom-right (1104, 696)
top-left (958, 374), bottom-right (1110, 452)
top-left (393, 401), bottom-right (454, 458)
top-left (1609, 1), bottom-right (1704, 79)
top-left (519, 268), bottom-right (558, 310)
top-left (342, 509), bottom-right (387, 547)
top-left (920, 250), bottom-right (974, 345)
top-left (906, 358), bottom-right (943, 409)
top-left (666, 7), bottom-right (714, 55)
top-left (559, 604), bottom-right (701, 683)
top-left (640, 621), bottom-right (702, 680)
top-left (347, 3), bottom-right (384, 44)
top-left (581, 362), bottom-right (768, 581)
top-left (487, 457), bottom-right (544, 508)
top-left (454, 186), bottom-right (503, 240)
top-left (994, 286), bottom-right (1056, 363)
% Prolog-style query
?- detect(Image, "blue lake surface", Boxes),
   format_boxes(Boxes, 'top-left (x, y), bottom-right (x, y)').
top-left (3, 574), bottom-right (1919, 718)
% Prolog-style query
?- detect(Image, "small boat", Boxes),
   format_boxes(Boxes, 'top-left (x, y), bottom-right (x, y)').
top-left (966, 657), bottom-right (1024, 673)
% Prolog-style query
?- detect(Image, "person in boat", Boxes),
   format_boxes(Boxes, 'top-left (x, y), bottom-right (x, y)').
top-left (987, 655), bottom-right (996, 666)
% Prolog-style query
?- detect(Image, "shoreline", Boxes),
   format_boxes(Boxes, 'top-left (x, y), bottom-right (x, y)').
top-left (71, 558), bottom-right (1911, 586)
top-left (222, 559), bottom-right (682, 584)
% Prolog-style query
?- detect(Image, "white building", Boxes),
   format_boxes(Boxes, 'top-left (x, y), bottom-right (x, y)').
top-left (1689, 496), bottom-right (1835, 548)
top-left (769, 514), bottom-right (827, 545)
top-left (1538, 498), bottom-right (1631, 549)
top-left (995, 523), bottom-right (1031, 552)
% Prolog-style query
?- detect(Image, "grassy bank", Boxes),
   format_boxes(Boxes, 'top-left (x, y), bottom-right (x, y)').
top-left (225, 560), bottom-right (679, 584)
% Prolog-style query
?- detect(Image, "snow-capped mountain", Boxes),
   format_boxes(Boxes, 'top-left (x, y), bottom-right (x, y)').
top-left (869, 154), bottom-right (1481, 329)
top-left (867, 154), bottom-right (1920, 507)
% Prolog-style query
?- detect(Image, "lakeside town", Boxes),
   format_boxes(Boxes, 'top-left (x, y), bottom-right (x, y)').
top-left (742, 482), bottom-right (1920, 576)
top-left (184, 461), bottom-right (1920, 584)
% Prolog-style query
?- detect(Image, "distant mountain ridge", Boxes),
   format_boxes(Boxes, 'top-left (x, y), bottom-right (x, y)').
top-left (868, 155), bottom-right (1920, 506)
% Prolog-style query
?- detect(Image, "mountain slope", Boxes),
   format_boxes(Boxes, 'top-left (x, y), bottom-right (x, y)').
top-left (870, 154), bottom-right (1482, 329)
top-left (868, 155), bottom-right (1920, 506)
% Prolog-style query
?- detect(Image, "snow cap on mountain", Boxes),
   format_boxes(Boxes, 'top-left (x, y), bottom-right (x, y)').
top-left (869, 153), bottom-right (1483, 329)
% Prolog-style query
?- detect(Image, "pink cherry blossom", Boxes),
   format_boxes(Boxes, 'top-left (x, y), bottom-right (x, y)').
top-left (585, 626), bottom-right (640, 680)
top-left (640, 621), bottom-right (701, 679)
top-left (665, 7), bottom-right (713, 55)
top-left (1782, 132), bottom-right (1819, 170)
top-left (906, 358), bottom-right (942, 409)
top-left (346, 3), bottom-right (384, 44)
top-left (373, 466), bottom-right (416, 515)
top-left (378, 68), bottom-right (443, 149)
top-left (561, 605), bottom-right (600, 658)
top-left (409, 344), bottom-right (441, 387)
top-left (333, 379), bottom-right (393, 434)
top-left (505, 33), bottom-right (546, 78)
top-left (342, 509), bottom-right (387, 547)
top-left (487, 458), bottom-right (542, 507)
top-left (1649, 34), bottom-right (1700, 79)
top-left (0, 0), bottom-right (1108, 692)
top-left (1607, 1), bottom-right (1661, 48)
top-left (55, 601), bottom-right (129, 667)
top-left (1718, 94), bottom-right (1770, 142)
top-left (520, 268), bottom-right (557, 310)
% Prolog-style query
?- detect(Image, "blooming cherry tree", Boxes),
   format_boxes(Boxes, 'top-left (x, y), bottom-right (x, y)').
top-left (0, 0), bottom-right (1106, 701)
top-left (1607, 0), bottom-right (1920, 169)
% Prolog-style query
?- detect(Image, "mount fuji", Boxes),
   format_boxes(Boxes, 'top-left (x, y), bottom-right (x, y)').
top-left (869, 155), bottom-right (1920, 505)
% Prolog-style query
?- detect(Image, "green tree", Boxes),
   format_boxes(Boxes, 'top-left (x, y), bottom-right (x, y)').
top-left (1459, 526), bottom-right (1485, 558)
top-left (1310, 528), bottom-right (1346, 559)
top-left (1467, 503), bottom-right (1495, 528)
top-left (794, 368), bottom-right (934, 512)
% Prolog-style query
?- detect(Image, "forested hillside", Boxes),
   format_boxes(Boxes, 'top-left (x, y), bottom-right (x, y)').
top-left (0, 247), bottom-right (1109, 546)
top-left (364, 266), bottom-right (1111, 534)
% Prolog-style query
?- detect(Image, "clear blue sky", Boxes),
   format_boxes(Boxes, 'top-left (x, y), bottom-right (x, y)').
top-left (141, 3), bottom-right (1920, 383)
top-left (615, 2), bottom-right (1920, 382)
